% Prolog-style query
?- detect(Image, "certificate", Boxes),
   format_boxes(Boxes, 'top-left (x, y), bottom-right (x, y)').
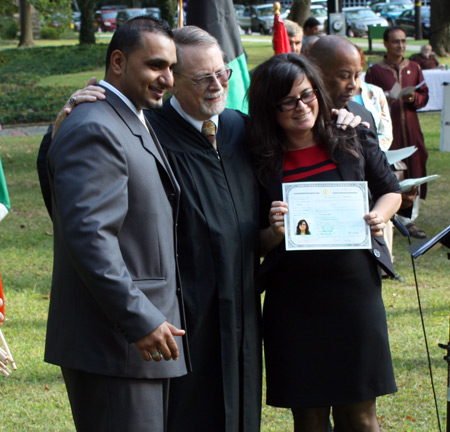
top-left (282, 181), bottom-right (371, 251)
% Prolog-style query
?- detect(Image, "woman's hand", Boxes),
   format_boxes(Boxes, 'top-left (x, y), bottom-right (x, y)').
top-left (260, 201), bottom-right (288, 255)
top-left (268, 201), bottom-right (288, 237)
top-left (365, 192), bottom-right (402, 237)
top-left (364, 211), bottom-right (385, 237)
top-left (52, 77), bottom-right (105, 138)
top-left (331, 108), bottom-right (370, 130)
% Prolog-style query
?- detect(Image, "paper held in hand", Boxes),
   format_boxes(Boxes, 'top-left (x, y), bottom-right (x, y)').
top-left (389, 80), bottom-right (426, 100)
top-left (282, 181), bottom-right (371, 251)
top-left (0, 328), bottom-right (17, 377)
top-left (384, 146), bottom-right (417, 165)
top-left (399, 174), bottom-right (440, 192)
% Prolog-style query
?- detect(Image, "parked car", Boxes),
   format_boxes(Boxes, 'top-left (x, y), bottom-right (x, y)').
top-left (310, 5), bottom-right (328, 33)
top-left (145, 7), bottom-right (161, 19)
top-left (369, 0), bottom-right (412, 6)
top-left (94, 9), bottom-right (118, 32)
top-left (371, 2), bottom-right (413, 26)
top-left (100, 5), bottom-right (126, 11)
top-left (311, 0), bottom-right (328, 7)
top-left (394, 6), bottom-right (430, 38)
top-left (116, 7), bottom-right (161, 28)
top-left (343, 6), bottom-right (388, 37)
top-left (264, 0), bottom-right (292, 7)
top-left (236, 4), bottom-right (289, 34)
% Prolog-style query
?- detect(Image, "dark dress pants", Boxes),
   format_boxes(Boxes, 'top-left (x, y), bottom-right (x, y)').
top-left (61, 367), bottom-right (169, 432)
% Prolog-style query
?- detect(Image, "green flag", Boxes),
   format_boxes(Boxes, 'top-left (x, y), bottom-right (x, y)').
top-left (0, 158), bottom-right (10, 222)
top-left (186, 0), bottom-right (250, 114)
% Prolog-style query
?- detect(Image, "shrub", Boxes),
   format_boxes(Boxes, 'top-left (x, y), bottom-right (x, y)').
top-left (0, 18), bottom-right (18, 40)
top-left (0, 44), bottom-right (108, 124)
top-left (40, 25), bottom-right (64, 40)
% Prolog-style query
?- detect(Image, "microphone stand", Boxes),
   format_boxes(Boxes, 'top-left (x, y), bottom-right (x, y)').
top-left (402, 220), bottom-right (450, 432)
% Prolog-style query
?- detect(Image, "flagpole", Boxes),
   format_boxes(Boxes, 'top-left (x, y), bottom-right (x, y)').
top-left (178, 0), bottom-right (183, 28)
top-left (272, 1), bottom-right (291, 55)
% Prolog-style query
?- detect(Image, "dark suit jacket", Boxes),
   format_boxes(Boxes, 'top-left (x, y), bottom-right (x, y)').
top-left (44, 87), bottom-right (188, 379)
top-left (258, 125), bottom-right (401, 287)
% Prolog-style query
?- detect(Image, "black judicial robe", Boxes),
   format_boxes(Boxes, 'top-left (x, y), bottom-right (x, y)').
top-left (147, 102), bottom-right (262, 432)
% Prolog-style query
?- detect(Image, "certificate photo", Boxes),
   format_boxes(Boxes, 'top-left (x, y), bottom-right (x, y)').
top-left (282, 181), bottom-right (372, 251)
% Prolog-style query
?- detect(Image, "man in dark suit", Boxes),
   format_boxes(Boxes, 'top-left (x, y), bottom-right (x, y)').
top-left (45, 16), bottom-right (188, 432)
top-left (308, 35), bottom-right (376, 128)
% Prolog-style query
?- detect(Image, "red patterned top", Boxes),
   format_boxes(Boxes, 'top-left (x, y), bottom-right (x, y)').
top-left (283, 145), bottom-right (337, 183)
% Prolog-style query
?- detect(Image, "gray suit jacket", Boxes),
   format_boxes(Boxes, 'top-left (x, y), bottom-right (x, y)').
top-left (44, 87), bottom-right (188, 379)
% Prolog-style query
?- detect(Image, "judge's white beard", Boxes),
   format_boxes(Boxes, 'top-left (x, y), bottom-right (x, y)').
top-left (200, 89), bottom-right (228, 117)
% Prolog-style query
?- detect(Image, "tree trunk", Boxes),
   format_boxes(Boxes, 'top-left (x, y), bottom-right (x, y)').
top-left (18, 0), bottom-right (33, 47)
top-left (430, 0), bottom-right (450, 57)
top-left (288, 0), bottom-right (310, 28)
top-left (79, 0), bottom-right (96, 45)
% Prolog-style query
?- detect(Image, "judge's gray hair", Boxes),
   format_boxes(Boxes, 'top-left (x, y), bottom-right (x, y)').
top-left (173, 26), bottom-right (224, 71)
top-left (284, 20), bottom-right (303, 38)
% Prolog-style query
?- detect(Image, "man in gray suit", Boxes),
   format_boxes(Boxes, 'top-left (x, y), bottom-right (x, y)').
top-left (45, 16), bottom-right (188, 432)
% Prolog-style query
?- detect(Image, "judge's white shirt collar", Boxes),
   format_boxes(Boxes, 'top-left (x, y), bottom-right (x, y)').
top-left (100, 80), bottom-right (146, 124)
top-left (170, 96), bottom-right (219, 134)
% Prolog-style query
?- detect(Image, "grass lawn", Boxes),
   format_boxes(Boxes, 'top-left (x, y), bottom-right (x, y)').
top-left (30, 35), bottom-right (450, 91)
top-left (0, 35), bottom-right (449, 431)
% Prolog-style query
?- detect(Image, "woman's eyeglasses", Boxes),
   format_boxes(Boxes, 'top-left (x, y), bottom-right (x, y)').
top-left (277, 90), bottom-right (318, 112)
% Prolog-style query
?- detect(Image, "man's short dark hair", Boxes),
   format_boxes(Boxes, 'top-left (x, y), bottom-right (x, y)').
top-left (303, 17), bottom-right (320, 30)
top-left (383, 26), bottom-right (406, 42)
top-left (105, 15), bottom-right (173, 70)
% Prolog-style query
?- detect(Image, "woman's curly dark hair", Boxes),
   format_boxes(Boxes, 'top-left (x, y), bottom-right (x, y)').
top-left (247, 53), bottom-right (360, 184)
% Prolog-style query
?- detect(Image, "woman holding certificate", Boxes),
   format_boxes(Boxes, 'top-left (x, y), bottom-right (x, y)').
top-left (248, 54), bottom-right (402, 432)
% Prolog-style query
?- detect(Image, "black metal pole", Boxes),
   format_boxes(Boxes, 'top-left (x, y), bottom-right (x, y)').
top-left (415, 1), bottom-right (423, 40)
top-left (438, 333), bottom-right (450, 431)
top-left (438, 252), bottom-right (450, 431)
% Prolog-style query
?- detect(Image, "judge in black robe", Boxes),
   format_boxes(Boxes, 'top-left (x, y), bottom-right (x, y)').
top-left (147, 100), bottom-right (262, 432)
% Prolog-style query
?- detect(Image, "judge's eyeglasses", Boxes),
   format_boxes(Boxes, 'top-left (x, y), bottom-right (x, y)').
top-left (175, 68), bottom-right (233, 88)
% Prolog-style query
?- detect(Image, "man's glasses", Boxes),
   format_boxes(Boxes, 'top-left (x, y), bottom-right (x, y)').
top-left (176, 68), bottom-right (233, 88)
top-left (276, 90), bottom-right (318, 112)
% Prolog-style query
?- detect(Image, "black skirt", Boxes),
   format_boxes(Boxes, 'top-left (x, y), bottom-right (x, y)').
top-left (263, 247), bottom-right (397, 408)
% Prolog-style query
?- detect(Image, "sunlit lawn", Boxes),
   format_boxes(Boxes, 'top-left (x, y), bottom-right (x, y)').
top-left (0, 34), bottom-right (449, 431)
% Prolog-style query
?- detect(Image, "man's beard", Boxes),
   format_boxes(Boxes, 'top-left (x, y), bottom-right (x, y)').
top-left (200, 89), bottom-right (228, 117)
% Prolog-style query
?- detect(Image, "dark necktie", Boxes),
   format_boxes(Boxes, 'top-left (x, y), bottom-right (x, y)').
top-left (201, 120), bottom-right (217, 150)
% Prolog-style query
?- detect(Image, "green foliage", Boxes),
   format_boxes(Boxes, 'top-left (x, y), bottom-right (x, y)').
top-left (0, 44), bottom-right (107, 124)
top-left (40, 25), bottom-right (64, 40)
top-left (159, 0), bottom-right (177, 27)
top-left (0, 17), bottom-right (19, 40)
top-left (0, 0), bottom-right (18, 15)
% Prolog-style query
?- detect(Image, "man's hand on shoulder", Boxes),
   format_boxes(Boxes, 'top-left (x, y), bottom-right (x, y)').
top-left (331, 108), bottom-right (370, 130)
top-left (135, 322), bottom-right (185, 362)
top-left (52, 77), bottom-right (105, 138)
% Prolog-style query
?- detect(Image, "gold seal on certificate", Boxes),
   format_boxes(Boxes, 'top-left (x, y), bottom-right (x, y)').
top-left (282, 181), bottom-right (372, 251)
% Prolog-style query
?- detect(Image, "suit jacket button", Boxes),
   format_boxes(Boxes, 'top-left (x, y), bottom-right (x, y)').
top-left (168, 193), bottom-right (176, 202)
top-left (373, 249), bottom-right (381, 258)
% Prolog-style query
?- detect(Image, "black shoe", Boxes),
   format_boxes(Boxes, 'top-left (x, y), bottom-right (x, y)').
top-left (382, 273), bottom-right (404, 282)
top-left (406, 223), bottom-right (427, 239)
